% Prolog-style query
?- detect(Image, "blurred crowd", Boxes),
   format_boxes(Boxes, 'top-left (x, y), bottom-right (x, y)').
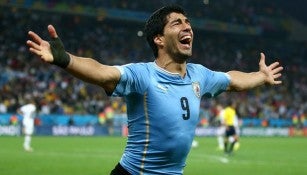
top-left (8, 0), bottom-right (292, 25)
top-left (0, 1), bottom-right (306, 126)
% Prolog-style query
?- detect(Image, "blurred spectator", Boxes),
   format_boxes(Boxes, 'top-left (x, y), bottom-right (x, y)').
top-left (9, 114), bottom-right (19, 125)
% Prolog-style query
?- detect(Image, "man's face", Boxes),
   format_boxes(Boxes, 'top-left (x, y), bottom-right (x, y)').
top-left (161, 12), bottom-right (193, 61)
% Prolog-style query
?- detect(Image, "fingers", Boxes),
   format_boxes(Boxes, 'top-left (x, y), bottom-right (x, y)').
top-left (273, 79), bottom-right (282, 85)
top-left (28, 46), bottom-right (42, 57)
top-left (273, 73), bottom-right (282, 80)
top-left (268, 60), bottom-right (283, 77)
top-left (28, 31), bottom-right (43, 44)
top-left (27, 32), bottom-right (43, 56)
top-left (48, 24), bottom-right (58, 38)
top-left (259, 52), bottom-right (265, 65)
top-left (260, 53), bottom-right (283, 72)
top-left (26, 40), bottom-right (42, 56)
top-left (271, 63), bottom-right (283, 74)
top-left (271, 62), bottom-right (283, 85)
top-left (27, 24), bottom-right (58, 42)
top-left (26, 39), bottom-right (41, 51)
top-left (258, 52), bottom-right (283, 85)
top-left (260, 52), bottom-right (283, 75)
top-left (269, 62), bottom-right (280, 69)
top-left (27, 25), bottom-right (56, 62)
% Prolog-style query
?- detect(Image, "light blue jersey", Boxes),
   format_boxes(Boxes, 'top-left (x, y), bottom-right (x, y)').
top-left (112, 62), bottom-right (230, 175)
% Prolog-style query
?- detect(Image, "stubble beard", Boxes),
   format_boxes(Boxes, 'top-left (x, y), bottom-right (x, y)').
top-left (165, 39), bottom-right (193, 63)
top-left (173, 48), bottom-right (192, 63)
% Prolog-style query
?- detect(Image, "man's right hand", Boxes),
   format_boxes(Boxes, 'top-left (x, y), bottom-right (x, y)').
top-left (27, 25), bottom-right (56, 63)
top-left (27, 25), bottom-right (70, 68)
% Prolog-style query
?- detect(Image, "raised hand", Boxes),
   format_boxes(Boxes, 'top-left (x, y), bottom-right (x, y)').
top-left (258, 53), bottom-right (283, 85)
top-left (27, 25), bottom-right (57, 63)
top-left (27, 25), bottom-right (70, 68)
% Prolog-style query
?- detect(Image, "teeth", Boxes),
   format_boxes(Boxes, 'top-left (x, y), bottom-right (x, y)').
top-left (181, 36), bottom-right (191, 40)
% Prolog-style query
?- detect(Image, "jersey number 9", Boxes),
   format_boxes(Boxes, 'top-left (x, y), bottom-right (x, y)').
top-left (180, 97), bottom-right (190, 120)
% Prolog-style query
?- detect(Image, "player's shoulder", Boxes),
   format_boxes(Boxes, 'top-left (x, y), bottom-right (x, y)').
top-left (117, 62), bottom-right (155, 80)
top-left (224, 107), bottom-right (234, 114)
top-left (27, 103), bottom-right (36, 110)
top-left (20, 103), bottom-right (36, 111)
top-left (121, 62), bottom-right (153, 71)
top-left (186, 63), bottom-right (212, 75)
top-left (224, 106), bottom-right (230, 111)
top-left (187, 63), bottom-right (210, 70)
top-left (122, 62), bottom-right (152, 66)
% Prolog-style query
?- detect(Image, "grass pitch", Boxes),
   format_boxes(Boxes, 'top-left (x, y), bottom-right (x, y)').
top-left (0, 136), bottom-right (306, 175)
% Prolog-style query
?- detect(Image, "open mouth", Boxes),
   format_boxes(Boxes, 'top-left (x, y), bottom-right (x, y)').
top-left (179, 35), bottom-right (192, 48)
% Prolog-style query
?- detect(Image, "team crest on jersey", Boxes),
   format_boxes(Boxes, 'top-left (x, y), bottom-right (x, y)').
top-left (192, 82), bottom-right (201, 98)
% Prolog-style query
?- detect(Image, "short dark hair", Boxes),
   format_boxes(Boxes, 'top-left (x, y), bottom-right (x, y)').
top-left (144, 5), bottom-right (187, 57)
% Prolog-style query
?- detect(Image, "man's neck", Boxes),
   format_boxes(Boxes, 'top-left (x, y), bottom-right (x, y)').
top-left (155, 57), bottom-right (187, 78)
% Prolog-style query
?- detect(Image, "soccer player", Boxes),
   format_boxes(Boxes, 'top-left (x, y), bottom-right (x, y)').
top-left (26, 5), bottom-right (283, 175)
top-left (17, 97), bottom-right (37, 152)
top-left (216, 103), bottom-right (241, 152)
top-left (223, 100), bottom-right (239, 155)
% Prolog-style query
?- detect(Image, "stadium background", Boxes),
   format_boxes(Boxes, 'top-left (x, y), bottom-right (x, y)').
top-left (0, 1), bottom-right (307, 175)
top-left (0, 0), bottom-right (306, 137)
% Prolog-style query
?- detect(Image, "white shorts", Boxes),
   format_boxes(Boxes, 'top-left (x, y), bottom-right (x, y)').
top-left (23, 125), bottom-right (34, 135)
top-left (22, 118), bottom-right (34, 135)
top-left (216, 126), bottom-right (226, 136)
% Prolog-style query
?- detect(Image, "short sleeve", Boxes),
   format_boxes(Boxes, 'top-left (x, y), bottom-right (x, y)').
top-left (192, 64), bottom-right (230, 98)
top-left (112, 63), bottom-right (149, 96)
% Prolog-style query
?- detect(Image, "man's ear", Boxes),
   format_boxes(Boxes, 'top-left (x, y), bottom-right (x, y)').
top-left (154, 35), bottom-right (164, 47)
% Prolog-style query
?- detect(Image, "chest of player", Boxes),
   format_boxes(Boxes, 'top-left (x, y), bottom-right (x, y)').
top-left (145, 81), bottom-right (201, 125)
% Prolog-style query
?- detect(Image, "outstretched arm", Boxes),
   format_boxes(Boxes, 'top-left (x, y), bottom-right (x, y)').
top-left (227, 53), bottom-right (283, 91)
top-left (27, 25), bottom-right (121, 94)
